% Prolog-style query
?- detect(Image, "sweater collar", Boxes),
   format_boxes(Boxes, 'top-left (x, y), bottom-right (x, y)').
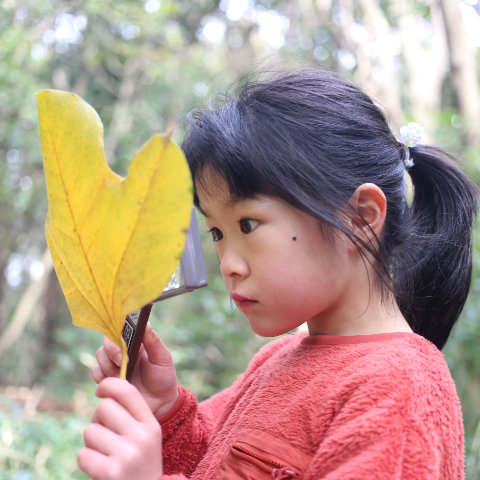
top-left (300, 331), bottom-right (416, 347)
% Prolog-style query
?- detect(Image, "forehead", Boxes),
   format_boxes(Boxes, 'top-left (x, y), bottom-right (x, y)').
top-left (194, 166), bottom-right (241, 212)
top-left (195, 165), bottom-right (228, 195)
top-left (194, 171), bottom-right (235, 219)
top-left (195, 168), bottom-right (272, 219)
top-left (195, 166), bottom-right (229, 204)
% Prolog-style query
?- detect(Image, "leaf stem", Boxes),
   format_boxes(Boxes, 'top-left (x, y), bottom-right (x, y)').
top-left (119, 336), bottom-right (128, 380)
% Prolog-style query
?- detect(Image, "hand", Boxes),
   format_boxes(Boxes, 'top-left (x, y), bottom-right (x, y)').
top-left (77, 377), bottom-right (163, 480)
top-left (92, 323), bottom-right (179, 416)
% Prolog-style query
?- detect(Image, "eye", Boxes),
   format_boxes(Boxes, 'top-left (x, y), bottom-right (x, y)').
top-left (239, 218), bottom-right (259, 234)
top-left (208, 227), bottom-right (223, 242)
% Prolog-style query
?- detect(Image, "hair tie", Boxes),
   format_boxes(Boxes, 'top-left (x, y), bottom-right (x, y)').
top-left (399, 122), bottom-right (424, 170)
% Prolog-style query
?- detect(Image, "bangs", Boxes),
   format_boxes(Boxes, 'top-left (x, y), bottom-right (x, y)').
top-left (183, 103), bottom-right (278, 203)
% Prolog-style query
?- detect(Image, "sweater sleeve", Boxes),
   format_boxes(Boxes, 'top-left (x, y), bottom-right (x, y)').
top-left (303, 361), bottom-right (464, 479)
top-left (158, 384), bottom-right (234, 476)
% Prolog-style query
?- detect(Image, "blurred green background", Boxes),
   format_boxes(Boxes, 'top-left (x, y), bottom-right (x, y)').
top-left (1, 0), bottom-right (479, 478)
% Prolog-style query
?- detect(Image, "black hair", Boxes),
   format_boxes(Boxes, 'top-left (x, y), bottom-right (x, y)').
top-left (182, 68), bottom-right (478, 350)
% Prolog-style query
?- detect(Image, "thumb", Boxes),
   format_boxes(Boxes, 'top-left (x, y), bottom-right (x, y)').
top-left (142, 323), bottom-right (173, 367)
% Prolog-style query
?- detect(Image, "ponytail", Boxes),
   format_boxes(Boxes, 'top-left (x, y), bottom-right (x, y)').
top-left (395, 146), bottom-right (478, 349)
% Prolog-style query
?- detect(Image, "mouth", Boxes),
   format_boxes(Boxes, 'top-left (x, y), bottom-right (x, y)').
top-left (231, 292), bottom-right (257, 311)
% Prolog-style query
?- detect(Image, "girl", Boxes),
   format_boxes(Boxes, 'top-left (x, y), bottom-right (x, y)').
top-left (78, 69), bottom-right (478, 479)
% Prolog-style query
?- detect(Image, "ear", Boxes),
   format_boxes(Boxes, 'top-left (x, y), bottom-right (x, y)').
top-left (347, 183), bottom-right (387, 252)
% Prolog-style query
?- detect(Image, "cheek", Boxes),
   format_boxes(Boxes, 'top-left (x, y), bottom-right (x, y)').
top-left (267, 242), bottom-right (343, 292)
top-left (255, 246), bottom-right (292, 274)
top-left (256, 248), bottom-right (313, 294)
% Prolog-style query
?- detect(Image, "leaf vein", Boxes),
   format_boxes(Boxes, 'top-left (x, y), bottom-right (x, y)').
top-left (47, 124), bottom-right (111, 322)
top-left (110, 157), bottom-right (160, 317)
top-left (47, 233), bottom-right (109, 323)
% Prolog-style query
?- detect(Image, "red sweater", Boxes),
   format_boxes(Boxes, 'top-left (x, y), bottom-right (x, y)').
top-left (159, 332), bottom-right (464, 479)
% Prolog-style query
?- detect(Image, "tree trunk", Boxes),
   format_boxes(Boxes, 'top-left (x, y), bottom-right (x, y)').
top-left (0, 250), bottom-right (53, 354)
top-left (330, 0), bottom-right (404, 128)
top-left (357, 0), bottom-right (404, 127)
top-left (439, 0), bottom-right (480, 148)
top-left (104, 57), bottom-right (147, 160)
top-left (397, 0), bottom-right (448, 138)
top-left (37, 266), bottom-right (67, 380)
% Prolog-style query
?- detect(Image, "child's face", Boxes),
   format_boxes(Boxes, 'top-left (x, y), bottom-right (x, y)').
top-left (196, 171), bottom-right (357, 337)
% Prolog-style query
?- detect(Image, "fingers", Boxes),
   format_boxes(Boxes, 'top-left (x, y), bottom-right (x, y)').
top-left (78, 385), bottom-right (164, 480)
top-left (78, 448), bottom-right (117, 479)
top-left (91, 326), bottom-right (178, 419)
top-left (103, 335), bottom-right (123, 366)
top-left (84, 422), bottom-right (119, 455)
top-left (91, 397), bottom-right (135, 436)
top-left (94, 327), bottom-right (172, 381)
top-left (142, 323), bottom-right (174, 367)
top-left (92, 336), bottom-right (122, 383)
top-left (95, 377), bottom-right (154, 423)
top-left (91, 364), bottom-right (106, 384)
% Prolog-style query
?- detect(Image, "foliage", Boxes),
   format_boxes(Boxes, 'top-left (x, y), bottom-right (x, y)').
top-left (444, 225), bottom-right (480, 478)
top-left (0, 0), bottom-right (479, 478)
top-left (0, 400), bottom-right (90, 479)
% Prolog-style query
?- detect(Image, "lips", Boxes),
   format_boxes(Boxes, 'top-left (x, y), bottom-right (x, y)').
top-left (231, 292), bottom-right (257, 310)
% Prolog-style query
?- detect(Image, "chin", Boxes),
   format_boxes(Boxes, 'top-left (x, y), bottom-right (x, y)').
top-left (249, 320), bottom-right (295, 338)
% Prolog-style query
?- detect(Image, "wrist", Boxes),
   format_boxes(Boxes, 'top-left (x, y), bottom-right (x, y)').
top-left (154, 388), bottom-right (180, 418)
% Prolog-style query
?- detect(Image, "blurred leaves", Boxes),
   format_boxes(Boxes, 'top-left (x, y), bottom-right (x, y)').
top-left (0, 0), bottom-right (479, 478)
top-left (0, 396), bottom-right (91, 479)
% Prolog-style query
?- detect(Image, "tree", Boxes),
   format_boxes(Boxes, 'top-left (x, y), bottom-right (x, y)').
top-left (440, 0), bottom-right (480, 149)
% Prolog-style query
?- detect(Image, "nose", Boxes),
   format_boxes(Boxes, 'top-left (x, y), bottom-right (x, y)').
top-left (219, 247), bottom-right (250, 279)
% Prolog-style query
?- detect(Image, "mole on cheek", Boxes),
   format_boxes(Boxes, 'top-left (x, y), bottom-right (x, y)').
top-left (292, 236), bottom-right (297, 241)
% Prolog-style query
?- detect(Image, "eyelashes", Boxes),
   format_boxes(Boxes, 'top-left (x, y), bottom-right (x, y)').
top-left (208, 218), bottom-right (260, 242)
top-left (239, 218), bottom-right (259, 234)
top-left (208, 227), bottom-right (223, 242)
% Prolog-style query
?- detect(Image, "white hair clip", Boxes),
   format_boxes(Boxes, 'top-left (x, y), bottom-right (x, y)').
top-left (399, 122), bottom-right (424, 170)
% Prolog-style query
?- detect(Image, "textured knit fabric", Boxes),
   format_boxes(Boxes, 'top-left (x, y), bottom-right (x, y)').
top-left (159, 332), bottom-right (464, 479)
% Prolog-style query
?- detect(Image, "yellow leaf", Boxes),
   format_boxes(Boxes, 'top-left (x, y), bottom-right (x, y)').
top-left (37, 90), bottom-right (192, 379)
